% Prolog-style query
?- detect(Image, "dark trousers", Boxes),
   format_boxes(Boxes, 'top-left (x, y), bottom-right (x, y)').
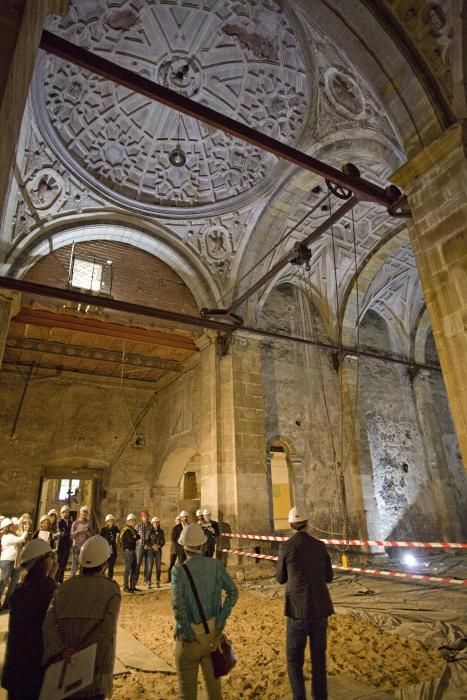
top-left (123, 549), bottom-right (137, 590)
top-left (56, 542), bottom-right (70, 583)
top-left (167, 552), bottom-right (177, 582)
top-left (107, 552), bottom-right (116, 579)
top-left (286, 617), bottom-right (328, 700)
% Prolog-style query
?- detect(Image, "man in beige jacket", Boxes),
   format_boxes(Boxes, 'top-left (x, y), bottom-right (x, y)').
top-left (43, 535), bottom-right (121, 699)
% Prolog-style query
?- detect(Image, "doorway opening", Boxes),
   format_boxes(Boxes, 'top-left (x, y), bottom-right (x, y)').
top-left (270, 442), bottom-right (293, 530)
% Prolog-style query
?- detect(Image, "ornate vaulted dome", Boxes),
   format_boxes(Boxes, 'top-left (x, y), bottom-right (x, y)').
top-left (33, 0), bottom-right (309, 214)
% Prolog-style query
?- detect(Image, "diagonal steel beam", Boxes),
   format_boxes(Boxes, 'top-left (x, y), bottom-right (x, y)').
top-left (39, 30), bottom-right (403, 210)
top-left (225, 197), bottom-right (357, 313)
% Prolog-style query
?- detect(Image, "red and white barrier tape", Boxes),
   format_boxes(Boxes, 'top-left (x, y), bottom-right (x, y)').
top-left (223, 533), bottom-right (467, 549)
top-left (221, 549), bottom-right (467, 586)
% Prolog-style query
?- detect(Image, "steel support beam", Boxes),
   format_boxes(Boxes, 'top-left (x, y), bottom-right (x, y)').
top-left (39, 30), bottom-right (405, 211)
top-left (0, 277), bottom-right (241, 331)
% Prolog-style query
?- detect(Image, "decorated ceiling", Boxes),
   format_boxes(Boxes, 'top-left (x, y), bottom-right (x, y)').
top-left (1, 0), bottom-right (457, 360)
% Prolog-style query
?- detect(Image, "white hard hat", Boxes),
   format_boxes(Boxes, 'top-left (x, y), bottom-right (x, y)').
top-left (11, 517), bottom-right (20, 525)
top-left (288, 506), bottom-right (308, 524)
top-left (179, 510), bottom-right (189, 517)
top-left (151, 516), bottom-right (160, 523)
top-left (60, 505), bottom-right (70, 514)
top-left (178, 523), bottom-right (206, 552)
top-left (39, 514), bottom-right (50, 524)
top-left (105, 514), bottom-right (115, 522)
top-left (0, 517), bottom-right (13, 529)
top-left (202, 509), bottom-right (211, 516)
top-left (20, 539), bottom-right (52, 571)
top-left (127, 513), bottom-right (137, 521)
top-left (196, 509), bottom-right (202, 517)
top-left (79, 535), bottom-right (111, 568)
top-left (47, 509), bottom-right (58, 516)
top-left (80, 505), bottom-right (90, 512)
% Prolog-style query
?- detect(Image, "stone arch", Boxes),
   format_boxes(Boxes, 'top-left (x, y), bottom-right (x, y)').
top-left (158, 446), bottom-right (199, 490)
top-left (340, 227), bottom-right (410, 347)
top-left (293, 1), bottom-right (451, 155)
top-left (412, 306), bottom-right (433, 364)
top-left (256, 274), bottom-right (333, 341)
top-left (233, 132), bottom-right (406, 330)
top-left (155, 447), bottom-right (200, 526)
top-left (6, 215), bottom-right (220, 309)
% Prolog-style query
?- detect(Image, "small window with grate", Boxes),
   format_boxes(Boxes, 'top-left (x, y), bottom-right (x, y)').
top-left (70, 257), bottom-right (113, 294)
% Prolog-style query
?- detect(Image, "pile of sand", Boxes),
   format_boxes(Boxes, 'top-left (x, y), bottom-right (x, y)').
top-left (113, 587), bottom-right (445, 699)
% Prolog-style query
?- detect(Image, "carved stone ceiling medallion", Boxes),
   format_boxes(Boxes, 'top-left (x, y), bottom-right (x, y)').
top-left (34, 0), bottom-right (309, 214)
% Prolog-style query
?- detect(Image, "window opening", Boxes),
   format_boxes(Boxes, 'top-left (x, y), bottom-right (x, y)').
top-left (71, 258), bottom-right (103, 291)
top-left (57, 478), bottom-right (80, 503)
top-left (270, 444), bottom-right (292, 530)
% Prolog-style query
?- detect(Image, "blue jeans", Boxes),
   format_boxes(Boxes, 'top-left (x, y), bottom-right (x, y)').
top-left (152, 550), bottom-right (162, 583)
top-left (286, 617), bottom-right (328, 700)
top-left (124, 549), bottom-right (137, 590)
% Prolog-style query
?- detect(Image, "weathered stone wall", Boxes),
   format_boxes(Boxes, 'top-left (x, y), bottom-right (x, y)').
top-left (258, 284), bottom-right (361, 537)
top-left (258, 284), bottom-right (466, 542)
top-left (0, 368), bottom-right (157, 522)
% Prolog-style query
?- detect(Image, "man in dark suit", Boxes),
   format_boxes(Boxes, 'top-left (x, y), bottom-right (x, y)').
top-left (276, 507), bottom-right (334, 700)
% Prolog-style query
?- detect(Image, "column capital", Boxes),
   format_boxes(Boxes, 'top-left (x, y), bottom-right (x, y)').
top-left (0, 290), bottom-right (21, 317)
top-left (391, 121), bottom-right (466, 190)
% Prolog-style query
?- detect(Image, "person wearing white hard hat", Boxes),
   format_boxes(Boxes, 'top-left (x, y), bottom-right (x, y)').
top-left (276, 507), bottom-right (334, 700)
top-left (0, 517), bottom-right (29, 610)
top-left (47, 509), bottom-right (60, 550)
top-left (70, 505), bottom-right (95, 577)
top-left (100, 515), bottom-right (120, 580)
top-left (146, 517), bottom-right (165, 588)
top-left (196, 508), bottom-right (203, 525)
top-left (201, 509), bottom-right (220, 558)
top-left (172, 510), bottom-right (190, 568)
top-left (1, 539), bottom-right (57, 698)
top-left (167, 515), bottom-right (181, 583)
top-left (56, 505), bottom-right (74, 583)
top-left (32, 514), bottom-right (54, 547)
top-left (120, 514), bottom-right (140, 593)
top-left (135, 510), bottom-right (153, 589)
top-left (171, 523), bottom-right (238, 700)
top-left (43, 535), bottom-right (121, 699)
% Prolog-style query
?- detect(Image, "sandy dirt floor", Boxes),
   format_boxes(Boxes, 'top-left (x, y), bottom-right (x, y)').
top-left (113, 586), bottom-right (445, 700)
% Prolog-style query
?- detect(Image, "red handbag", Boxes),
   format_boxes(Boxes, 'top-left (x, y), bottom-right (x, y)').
top-left (182, 563), bottom-right (236, 678)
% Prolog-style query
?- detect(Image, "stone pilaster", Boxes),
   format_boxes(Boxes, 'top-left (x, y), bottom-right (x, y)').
top-left (197, 331), bottom-right (270, 533)
top-left (392, 121), bottom-right (467, 467)
top-left (0, 291), bottom-right (21, 368)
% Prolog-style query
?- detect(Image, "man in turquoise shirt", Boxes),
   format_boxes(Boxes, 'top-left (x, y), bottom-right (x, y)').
top-left (171, 523), bottom-right (238, 699)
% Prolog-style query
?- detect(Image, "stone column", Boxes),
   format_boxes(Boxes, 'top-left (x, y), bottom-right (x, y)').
top-left (392, 122), bottom-right (467, 466)
top-left (0, 291), bottom-right (21, 368)
top-left (197, 331), bottom-right (270, 534)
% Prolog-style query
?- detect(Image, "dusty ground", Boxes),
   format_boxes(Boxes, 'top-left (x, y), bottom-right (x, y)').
top-left (113, 586), bottom-right (445, 700)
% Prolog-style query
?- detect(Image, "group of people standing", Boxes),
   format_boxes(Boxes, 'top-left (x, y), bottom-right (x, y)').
top-left (1, 504), bottom-right (334, 700)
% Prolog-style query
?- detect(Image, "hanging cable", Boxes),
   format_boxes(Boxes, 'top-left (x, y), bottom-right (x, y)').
top-left (342, 206), bottom-right (361, 472)
top-left (213, 191), bottom-right (331, 309)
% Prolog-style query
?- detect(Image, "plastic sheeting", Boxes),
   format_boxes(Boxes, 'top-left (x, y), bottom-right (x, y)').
top-left (330, 574), bottom-right (467, 699)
